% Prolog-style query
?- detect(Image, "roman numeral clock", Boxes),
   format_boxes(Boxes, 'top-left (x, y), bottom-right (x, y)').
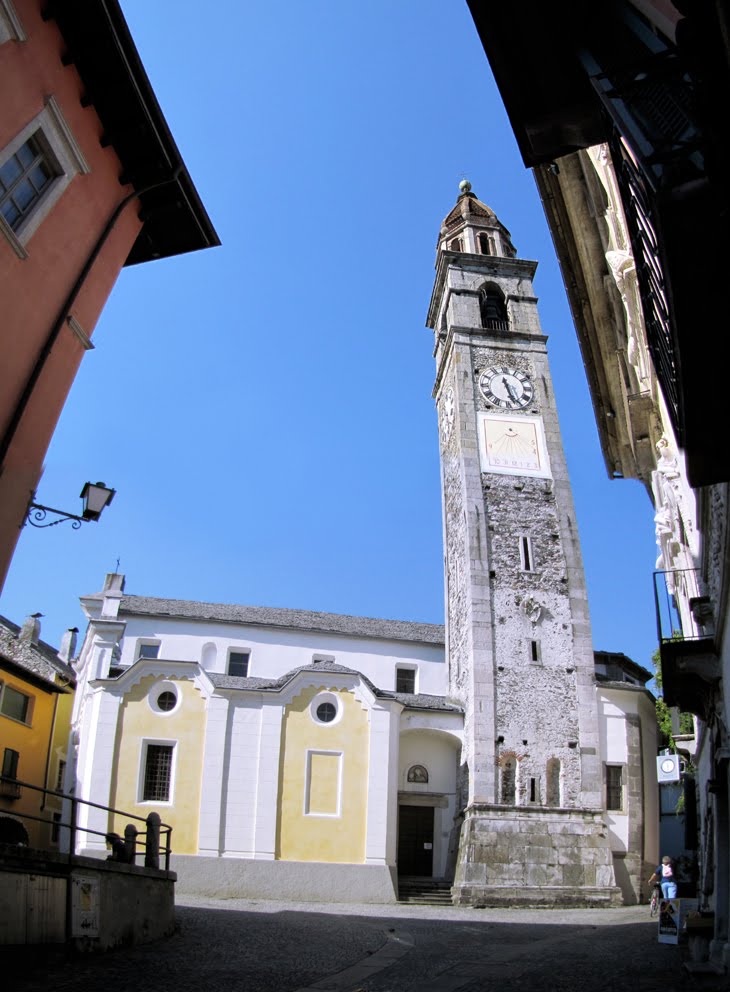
top-left (425, 181), bottom-right (619, 907)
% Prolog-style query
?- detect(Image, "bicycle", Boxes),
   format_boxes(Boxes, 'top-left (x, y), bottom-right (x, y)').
top-left (650, 884), bottom-right (662, 917)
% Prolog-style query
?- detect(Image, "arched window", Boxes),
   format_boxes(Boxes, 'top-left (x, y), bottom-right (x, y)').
top-left (407, 764), bottom-right (429, 784)
top-left (499, 755), bottom-right (516, 804)
top-left (479, 283), bottom-right (507, 329)
top-left (546, 758), bottom-right (561, 807)
top-left (450, 237), bottom-right (463, 252)
top-left (478, 232), bottom-right (492, 255)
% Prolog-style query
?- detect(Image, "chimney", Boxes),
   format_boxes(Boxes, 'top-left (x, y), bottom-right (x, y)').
top-left (19, 613), bottom-right (42, 645)
top-left (58, 627), bottom-right (79, 663)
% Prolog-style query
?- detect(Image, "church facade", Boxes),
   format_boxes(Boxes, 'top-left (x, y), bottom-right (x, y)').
top-left (67, 188), bottom-right (658, 905)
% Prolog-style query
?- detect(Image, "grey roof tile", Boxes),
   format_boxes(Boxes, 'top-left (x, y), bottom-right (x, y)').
top-left (120, 595), bottom-right (445, 645)
top-left (0, 614), bottom-right (74, 687)
top-left (208, 660), bottom-right (462, 712)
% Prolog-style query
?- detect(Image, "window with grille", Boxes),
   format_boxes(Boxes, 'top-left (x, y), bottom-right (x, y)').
top-left (396, 667), bottom-right (416, 694)
top-left (606, 765), bottom-right (623, 810)
top-left (0, 133), bottom-right (56, 231)
top-left (56, 759), bottom-right (66, 791)
top-left (228, 651), bottom-right (250, 677)
top-left (143, 744), bottom-right (174, 802)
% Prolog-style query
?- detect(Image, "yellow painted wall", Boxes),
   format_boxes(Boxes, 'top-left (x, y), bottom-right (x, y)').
top-left (109, 676), bottom-right (205, 854)
top-left (0, 667), bottom-right (57, 847)
top-left (276, 686), bottom-right (369, 863)
top-left (41, 687), bottom-right (74, 849)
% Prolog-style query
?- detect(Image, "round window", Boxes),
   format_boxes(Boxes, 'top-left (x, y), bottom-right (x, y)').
top-left (148, 681), bottom-right (179, 714)
top-left (157, 691), bottom-right (176, 712)
top-left (316, 701), bottom-right (336, 723)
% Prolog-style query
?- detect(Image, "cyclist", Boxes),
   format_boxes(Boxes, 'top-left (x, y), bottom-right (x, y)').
top-left (649, 855), bottom-right (677, 900)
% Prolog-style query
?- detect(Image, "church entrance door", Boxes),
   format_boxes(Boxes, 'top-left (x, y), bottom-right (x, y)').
top-left (397, 804), bottom-right (434, 876)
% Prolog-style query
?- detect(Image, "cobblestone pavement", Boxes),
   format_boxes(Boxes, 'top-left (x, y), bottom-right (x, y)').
top-left (7, 896), bottom-right (712, 992)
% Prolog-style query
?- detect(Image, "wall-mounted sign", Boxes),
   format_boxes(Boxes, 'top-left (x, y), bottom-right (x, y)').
top-left (71, 874), bottom-right (99, 937)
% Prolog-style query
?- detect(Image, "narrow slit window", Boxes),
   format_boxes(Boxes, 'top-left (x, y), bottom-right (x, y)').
top-left (520, 536), bottom-right (533, 572)
top-left (529, 777), bottom-right (537, 803)
top-left (546, 758), bottom-right (561, 806)
top-left (530, 640), bottom-right (540, 663)
top-left (606, 765), bottom-right (623, 811)
top-left (500, 757), bottom-right (516, 804)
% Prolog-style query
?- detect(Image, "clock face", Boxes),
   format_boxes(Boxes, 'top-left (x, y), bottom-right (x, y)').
top-left (479, 366), bottom-right (534, 410)
top-left (441, 387), bottom-right (455, 439)
top-left (661, 758), bottom-right (676, 774)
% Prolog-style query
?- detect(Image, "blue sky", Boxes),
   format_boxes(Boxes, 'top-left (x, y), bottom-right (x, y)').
top-left (1, 1), bottom-right (660, 669)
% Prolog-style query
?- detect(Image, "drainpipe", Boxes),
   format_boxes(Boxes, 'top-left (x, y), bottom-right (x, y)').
top-left (0, 168), bottom-right (182, 478)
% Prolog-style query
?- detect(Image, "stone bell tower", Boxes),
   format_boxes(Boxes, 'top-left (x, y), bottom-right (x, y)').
top-left (427, 181), bottom-right (620, 906)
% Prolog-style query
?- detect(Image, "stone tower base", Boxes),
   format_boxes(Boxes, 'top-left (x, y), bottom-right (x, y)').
top-left (452, 803), bottom-right (623, 907)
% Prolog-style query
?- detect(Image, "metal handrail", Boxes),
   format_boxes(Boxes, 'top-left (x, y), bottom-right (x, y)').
top-left (0, 775), bottom-right (173, 871)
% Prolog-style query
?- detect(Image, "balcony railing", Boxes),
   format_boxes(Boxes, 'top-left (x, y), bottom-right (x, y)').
top-left (0, 775), bottom-right (172, 870)
top-left (653, 567), bottom-right (712, 644)
top-left (0, 778), bottom-right (21, 799)
top-left (653, 568), bottom-right (718, 717)
top-left (482, 317), bottom-right (510, 333)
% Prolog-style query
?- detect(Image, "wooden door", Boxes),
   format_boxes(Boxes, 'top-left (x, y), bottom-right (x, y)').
top-left (397, 805), bottom-right (434, 876)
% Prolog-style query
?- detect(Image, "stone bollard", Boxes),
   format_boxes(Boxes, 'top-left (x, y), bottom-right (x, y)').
top-left (123, 823), bottom-right (138, 864)
top-left (145, 811), bottom-right (161, 869)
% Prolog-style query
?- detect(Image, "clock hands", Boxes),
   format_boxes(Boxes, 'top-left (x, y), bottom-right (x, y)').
top-left (502, 376), bottom-right (520, 404)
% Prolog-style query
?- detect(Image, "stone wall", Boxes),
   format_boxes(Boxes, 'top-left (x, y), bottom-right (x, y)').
top-left (452, 805), bottom-right (622, 907)
top-left (0, 845), bottom-right (175, 951)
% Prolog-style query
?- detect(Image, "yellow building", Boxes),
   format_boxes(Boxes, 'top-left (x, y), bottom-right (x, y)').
top-left (0, 614), bottom-right (75, 848)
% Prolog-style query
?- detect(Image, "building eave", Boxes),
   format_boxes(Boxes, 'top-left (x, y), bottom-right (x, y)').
top-left (49, 0), bottom-right (220, 265)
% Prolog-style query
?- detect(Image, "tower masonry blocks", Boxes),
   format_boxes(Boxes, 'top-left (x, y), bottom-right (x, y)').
top-left (427, 184), bottom-right (620, 906)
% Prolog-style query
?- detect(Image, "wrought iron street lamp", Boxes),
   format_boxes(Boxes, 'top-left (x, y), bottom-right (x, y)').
top-left (25, 481), bottom-right (116, 529)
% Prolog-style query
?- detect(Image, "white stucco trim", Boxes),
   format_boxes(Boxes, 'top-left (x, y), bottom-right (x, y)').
top-left (198, 694), bottom-right (229, 855)
top-left (0, 0), bottom-right (25, 43)
top-left (0, 97), bottom-right (91, 253)
top-left (251, 701), bottom-right (284, 859)
top-left (303, 749), bottom-right (343, 817)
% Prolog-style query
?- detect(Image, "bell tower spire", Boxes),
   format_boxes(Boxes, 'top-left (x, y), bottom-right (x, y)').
top-left (427, 183), bottom-right (620, 907)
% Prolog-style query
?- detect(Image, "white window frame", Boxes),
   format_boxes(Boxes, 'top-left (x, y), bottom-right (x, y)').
top-left (0, 97), bottom-right (90, 257)
top-left (303, 749), bottom-right (343, 818)
top-left (138, 739), bottom-right (177, 806)
top-left (136, 640), bottom-right (161, 661)
top-left (227, 649), bottom-right (251, 677)
top-left (395, 665), bottom-right (418, 695)
top-left (148, 681), bottom-right (180, 716)
top-left (0, 1), bottom-right (26, 44)
top-left (309, 691), bottom-right (343, 727)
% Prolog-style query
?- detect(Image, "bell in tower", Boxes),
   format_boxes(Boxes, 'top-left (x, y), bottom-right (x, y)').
top-left (426, 182), bottom-right (621, 907)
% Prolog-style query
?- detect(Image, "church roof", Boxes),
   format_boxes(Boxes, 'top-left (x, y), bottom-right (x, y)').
top-left (120, 595), bottom-right (445, 646)
top-left (440, 190), bottom-right (497, 233)
top-left (208, 660), bottom-right (461, 711)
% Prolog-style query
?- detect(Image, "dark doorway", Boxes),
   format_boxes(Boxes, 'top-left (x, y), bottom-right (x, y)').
top-left (397, 804), bottom-right (434, 876)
